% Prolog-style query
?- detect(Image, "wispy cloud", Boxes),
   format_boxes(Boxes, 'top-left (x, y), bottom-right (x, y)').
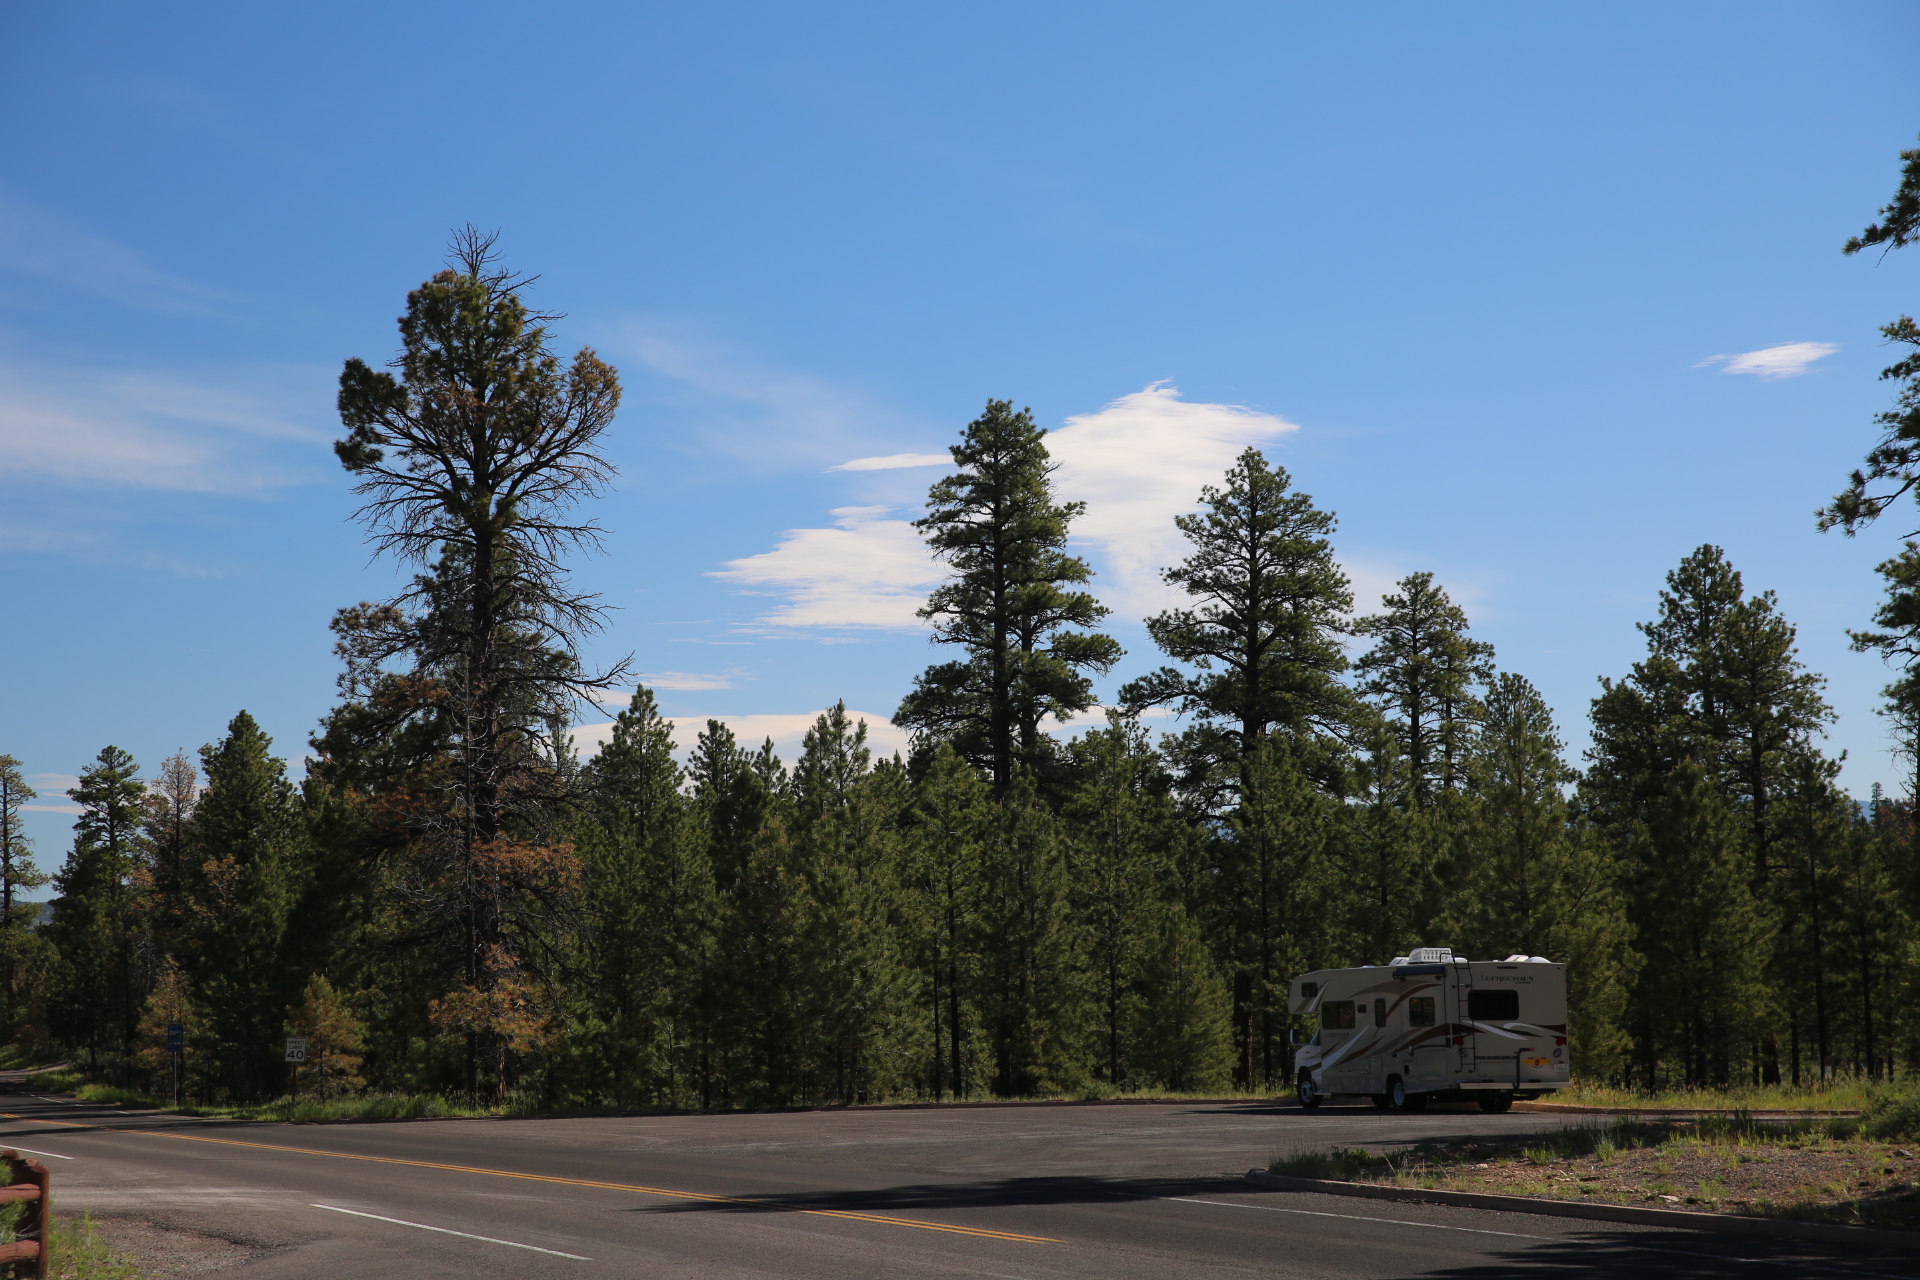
top-left (1049, 383), bottom-right (1297, 618)
top-left (590, 670), bottom-right (745, 701)
top-left (713, 505), bottom-right (938, 630)
top-left (828, 452), bottom-right (950, 472)
top-left (0, 196), bottom-right (231, 315)
top-left (0, 362), bottom-right (328, 492)
top-left (618, 323), bottom-right (931, 469)
top-left (1695, 342), bottom-right (1838, 380)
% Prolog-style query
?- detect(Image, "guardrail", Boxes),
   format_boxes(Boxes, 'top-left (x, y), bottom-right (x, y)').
top-left (0, 1150), bottom-right (48, 1279)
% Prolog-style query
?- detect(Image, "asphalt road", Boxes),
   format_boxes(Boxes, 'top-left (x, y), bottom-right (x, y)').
top-left (6, 1089), bottom-right (1918, 1278)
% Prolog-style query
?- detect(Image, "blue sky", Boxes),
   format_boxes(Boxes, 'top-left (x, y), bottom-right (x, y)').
top-left (4, 2), bottom-right (1919, 872)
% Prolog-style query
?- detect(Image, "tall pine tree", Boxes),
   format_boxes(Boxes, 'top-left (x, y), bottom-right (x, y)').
top-left (896, 400), bottom-right (1121, 797)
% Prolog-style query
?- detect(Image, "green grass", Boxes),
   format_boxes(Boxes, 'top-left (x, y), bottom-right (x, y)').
top-left (178, 1092), bottom-right (487, 1123)
top-left (74, 1084), bottom-right (162, 1107)
top-left (48, 1211), bottom-right (141, 1280)
top-left (23, 1069), bottom-right (84, 1094)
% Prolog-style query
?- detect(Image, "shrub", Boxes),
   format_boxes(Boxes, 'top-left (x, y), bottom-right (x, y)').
top-left (1860, 1087), bottom-right (1920, 1141)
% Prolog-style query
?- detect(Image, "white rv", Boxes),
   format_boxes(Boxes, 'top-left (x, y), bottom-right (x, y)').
top-left (1288, 948), bottom-right (1570, 1112)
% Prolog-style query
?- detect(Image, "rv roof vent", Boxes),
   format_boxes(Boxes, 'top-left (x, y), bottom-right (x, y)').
top-left (1504, 954), bottom-right (1551, 963)
top-left (1388, 956), bottom-right (1410, 966)
top-left (1407, 947), bottom-right (1453, 964)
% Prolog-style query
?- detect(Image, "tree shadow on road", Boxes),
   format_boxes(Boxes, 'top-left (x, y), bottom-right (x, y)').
top-left (630, 1172), bottom-right (1248, 1216)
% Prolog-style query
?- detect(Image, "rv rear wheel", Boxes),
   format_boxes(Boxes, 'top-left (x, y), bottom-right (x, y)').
top-left (1478, 1094), bottom-right (1514, 1113)
top-left (1296, 1071), bottom-right (1322, 1109)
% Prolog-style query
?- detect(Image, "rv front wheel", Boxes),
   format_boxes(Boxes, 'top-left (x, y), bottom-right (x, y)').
top-left (1296, 1071), bottom-right (1321, 1109)
top-left (1478, 1094), bottom-right (1514, 1113)
top-left (1388, 1076), bottom-right (1424, 1111)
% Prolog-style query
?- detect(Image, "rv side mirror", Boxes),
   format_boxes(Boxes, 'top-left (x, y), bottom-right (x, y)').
top-left (1289, 1028), bottom-right (1309, 1046)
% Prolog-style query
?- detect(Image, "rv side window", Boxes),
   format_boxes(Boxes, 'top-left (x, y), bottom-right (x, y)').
top-left (1320, 1000), bottom-right (1354, 1030)
top-left (1408, 996), bottom-right (1435, 1027)
top-left (1468, 990), bottom-right (1520, 1021)
top-left (1300, 981), bottom-right (1318, 999)
top-left (1373, 998), bottom-right (1387, 1028)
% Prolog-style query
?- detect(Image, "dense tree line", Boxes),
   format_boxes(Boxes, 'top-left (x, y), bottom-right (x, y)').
top-left (19, 160), bottom-right (1920, 1102)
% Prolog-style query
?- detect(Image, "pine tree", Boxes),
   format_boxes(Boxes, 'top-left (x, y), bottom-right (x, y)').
top-left (1340, 726), bottom-right (1428, 967)
top-left (896, 400), bottom-right (1121, 797)
top-left (1061, 714), bottom-right (1178, 1088)
top-left (903, 745), bottom-right (989, 1099)
top-left (1353, 572), bottom-right (1494, 807)
top-left (286, 975), bottom-right (368, 1099)
top-left (574, 688), bottom-right (708, 1106)
top-left (1822, 133), bottom-right (1920, 534)
top-left (1619, 763), bottom-right (1773, 1088)
top-left (329, 229), bottom-right (624, 1094)
top-left (47, 747), bottom-right (146, 1075)
top-left (1462, 673), bottom-right (1636, 1077)
top-left (184, 713), bottom-right (310, 1098)
top-left (971, 777), bottom-right (1086, 1095)
top-left (0, 756), bottom-right (47, 1034)
top-left (1463, 674), bottom-right (1574, 954)
top-left (791, 704), bottom-right (914, 1103)
top-left (1130, 905), bottom-right (1233, 1092)
top-left (1221, 733), bottom-right (1342, 1090)
top-left (1122, 448), bottom-right (1354, 807)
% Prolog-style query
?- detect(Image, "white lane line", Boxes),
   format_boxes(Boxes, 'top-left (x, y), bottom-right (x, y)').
top-left (312, 1204), bottom-right (589, 1260)
top-left (1166, 1197), bottom-right (1917, 1279)
top-left (0, 1146), bottom-right (73, 1160)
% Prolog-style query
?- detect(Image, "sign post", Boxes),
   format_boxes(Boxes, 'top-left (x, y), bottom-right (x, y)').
top-left (166, 1022), bottom-right (185, 1108)
top-left (285, 1037), bottom-right (307, 1106)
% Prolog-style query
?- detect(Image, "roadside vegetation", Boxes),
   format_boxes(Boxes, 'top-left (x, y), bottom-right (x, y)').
top-left (1271, 1098), bottom-right (1920, 1229)
top-left (1550, 1079), bottom-right (1873, 1113)
top-left (47, 1213), bottom-right (141, 1280)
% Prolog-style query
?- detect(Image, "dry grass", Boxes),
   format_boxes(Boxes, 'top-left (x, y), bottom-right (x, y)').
top-left (1272, 1115), bottom-right (1920, 1229)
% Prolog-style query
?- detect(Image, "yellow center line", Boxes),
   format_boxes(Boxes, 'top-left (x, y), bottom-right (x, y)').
top-left (0, 1112), bottom-right (1056, 1244)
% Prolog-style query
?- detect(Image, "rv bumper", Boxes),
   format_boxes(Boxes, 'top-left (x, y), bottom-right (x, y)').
top-left (1453, 1079), bottom-right (1571, 1090)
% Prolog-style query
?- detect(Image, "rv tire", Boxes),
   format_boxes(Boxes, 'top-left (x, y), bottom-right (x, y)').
top-left (1478, 1094), bottom-right (1515, 1113)
top-left (1388, 1076), bottom-right (1424, 1111)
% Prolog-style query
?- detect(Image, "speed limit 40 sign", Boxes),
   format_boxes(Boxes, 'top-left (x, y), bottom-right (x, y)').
top-left (285, 1037), bottom-right (308, 1063)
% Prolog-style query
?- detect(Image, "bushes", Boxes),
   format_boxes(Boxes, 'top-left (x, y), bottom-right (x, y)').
top-left (1861, 1086), bottom-right (1920, 1140)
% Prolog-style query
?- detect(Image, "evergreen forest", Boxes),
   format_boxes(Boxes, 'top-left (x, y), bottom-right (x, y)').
top-left (14, 146), bottom-right (1920, 1109)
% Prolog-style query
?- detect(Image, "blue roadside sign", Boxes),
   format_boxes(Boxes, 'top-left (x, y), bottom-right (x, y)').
top-left (166, 1022), bottom-right (185, 1053)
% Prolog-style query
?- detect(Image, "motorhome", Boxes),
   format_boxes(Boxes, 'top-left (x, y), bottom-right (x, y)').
top-left (1287, 948), bottom-right (1570, 1112)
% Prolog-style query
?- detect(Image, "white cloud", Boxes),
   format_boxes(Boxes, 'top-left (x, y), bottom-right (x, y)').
top-left (1695, 342), bottom-right (1838, 380)
top-left (573, 708), bottom-right (912, 764)
top-left (0, 362), bottom-right (326, 492)
top-left (713, 505), bottom-right (938, 629)
top-left (829, 452), bottom-right (951, 472)
top-left (1049, 383), bottom-right (1297, 618)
